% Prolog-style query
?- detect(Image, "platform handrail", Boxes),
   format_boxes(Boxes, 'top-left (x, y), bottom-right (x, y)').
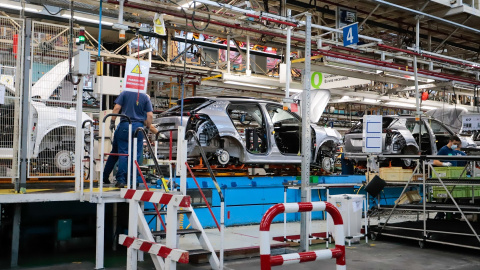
top-left (260, 202), bottom-right (346, 270)
top-left (102, 113), bottom-right (131, 124)
top-left (134, 127), bottom-right (165, 183)
top-left (99, 114), bottom-right (132, 196)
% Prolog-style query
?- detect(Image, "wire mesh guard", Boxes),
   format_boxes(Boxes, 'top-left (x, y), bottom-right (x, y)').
top-left (0, 16), bottom-right (23, 179)
top-left (28, 22), bottom-right (90, 178)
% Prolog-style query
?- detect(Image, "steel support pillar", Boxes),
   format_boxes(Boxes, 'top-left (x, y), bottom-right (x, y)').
top-left (75, 77), bottom-right (85, 192)
top-left (96, 202), bottom-right (105, 269)
top-left (414, 17), bottom-right (421, 117)
top-left (299, 13), bottom-right (312, 252)
top-left (11, 204), bottom-right (21, 267)
top-left (18, 18), bottom-right (32, 192)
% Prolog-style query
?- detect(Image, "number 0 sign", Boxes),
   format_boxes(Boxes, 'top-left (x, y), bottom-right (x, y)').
top-left (343, 23), bottom-right (358, 47)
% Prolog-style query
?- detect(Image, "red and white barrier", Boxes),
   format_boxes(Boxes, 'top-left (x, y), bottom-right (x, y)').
top-left (119, 234), bottom-right (189, 263)
top-left (260, 202), bottom-right (345, 270)
top-left (120, 188), bottom-right (191, 207)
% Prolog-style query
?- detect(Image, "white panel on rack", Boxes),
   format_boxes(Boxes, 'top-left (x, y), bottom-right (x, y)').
top-left (362, 115), bottom-right (383, 153)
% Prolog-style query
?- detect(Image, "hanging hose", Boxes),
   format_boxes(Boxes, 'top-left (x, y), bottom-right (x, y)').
top-left (186, 130), bottom-right (224, 202)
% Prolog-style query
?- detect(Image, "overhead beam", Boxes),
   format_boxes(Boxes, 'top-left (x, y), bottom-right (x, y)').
top-left (292, 62), bottom-right (416, 86)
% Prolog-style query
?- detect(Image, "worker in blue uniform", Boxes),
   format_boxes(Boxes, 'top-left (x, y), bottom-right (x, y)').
top-left (107, 91), bottom-right (153, 188)
top-left (433, 135), bottom-right (466, 167)
top-left (103, 124), bottom-right (159, 185)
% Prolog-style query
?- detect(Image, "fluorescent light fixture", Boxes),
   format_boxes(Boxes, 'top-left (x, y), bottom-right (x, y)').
top-left (341, 96), bottom-right (351, 100)
top-left (61, 13), bottom-right (114, 26)
top-left (363, 98), bottom-right (380, 103)
top-left (0, 1), bottom-right (42, 12)
top-left (177, 1), bottom-right (193, 9)
top-left (224, 80), bottom-right (277, 89)
top-left (385, 101), bottom-right (416, 108)
top-left (421, 106), bottom-right (437, 110)
top-left (288, 88), bottom-right (304, 93)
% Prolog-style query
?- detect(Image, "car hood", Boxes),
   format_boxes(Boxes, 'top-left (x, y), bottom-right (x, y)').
top-left (292, 89), bottom-right (331, 123)
top-left (32, 59), bottom-right (70, 100)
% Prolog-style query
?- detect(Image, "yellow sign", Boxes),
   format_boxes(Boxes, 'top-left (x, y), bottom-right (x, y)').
top-left (131, 64), bottom-right (142, 74)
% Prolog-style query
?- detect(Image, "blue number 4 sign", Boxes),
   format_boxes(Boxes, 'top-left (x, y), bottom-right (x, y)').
top-left (343, 23), bottom-right (359, 47)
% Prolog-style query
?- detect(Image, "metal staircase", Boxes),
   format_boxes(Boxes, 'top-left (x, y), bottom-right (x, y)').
top-left (119, 126), bottom-right (221, 270)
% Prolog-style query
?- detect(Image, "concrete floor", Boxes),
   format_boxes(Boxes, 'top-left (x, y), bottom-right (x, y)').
top-left (15, 239), bottom-right (480, 270)
top-left (11, 218), bottom-right (480, 270)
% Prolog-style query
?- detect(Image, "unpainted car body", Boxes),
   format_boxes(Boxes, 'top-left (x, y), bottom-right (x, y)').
top-left (0, 60), bottom-right (91, 172)
top-left (154, 95), bottom-right (341, 171)
top-left (344, 115), bottom-right (477, 165)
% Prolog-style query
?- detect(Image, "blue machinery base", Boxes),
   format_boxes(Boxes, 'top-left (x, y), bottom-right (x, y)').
top-left (145, 175), bottom-right (410, 228)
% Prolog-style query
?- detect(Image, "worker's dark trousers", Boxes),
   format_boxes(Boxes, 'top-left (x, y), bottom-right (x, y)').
top-left (115, 121), bottom-right (144, 185)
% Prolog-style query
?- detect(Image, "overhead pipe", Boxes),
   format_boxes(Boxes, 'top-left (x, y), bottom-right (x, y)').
top-left (107, 0), bottom-right (479, 86)
top-left (317, 48), bottom-right (480, 85)
top-left (192, 0), bottom-right (297, 23)
top-left (379, 44), bottom-right (480, 70)
top-left (372, 0), bottom-right (480, 35)
top-left (245, 14), bottom-right (298, 27)
top-left (107, 0), bottom-right (304, 42)
top-left (314, 0), bottom-right (480, 50)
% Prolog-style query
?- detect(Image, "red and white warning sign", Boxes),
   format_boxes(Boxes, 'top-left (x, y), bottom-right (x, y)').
top-left (123, 59), bottom-right (150, 93)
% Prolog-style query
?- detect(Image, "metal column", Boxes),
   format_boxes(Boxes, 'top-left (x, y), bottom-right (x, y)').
top-left (414, 17), bottom-right (421, 117)
top-left (11, 204), bottom-right (21, 267)
top-left (96, 202), bottom-right (105, 270)
top-left (285, 9), bottom-right (291, 98)
top-left (299, 13), bottom-right (312, 252)
top-left (226, 35), bottom-right (231, 73)
top-left (75, 77), bottom-right (85, 192)
top-left (18, 18), bottom-right (32, 192)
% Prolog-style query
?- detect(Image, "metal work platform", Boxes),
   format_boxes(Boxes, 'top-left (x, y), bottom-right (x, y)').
top-left (0, 186), bottom-right (125, 203)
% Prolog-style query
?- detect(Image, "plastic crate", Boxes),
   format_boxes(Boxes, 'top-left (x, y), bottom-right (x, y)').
top-left (465, 186), bottom-right (480, 198)
top-left (432, 186), bottom-right (469, 199)
top-left (431, 167), bottom-right (466, 179)
top-left (309, 176), bottom-right (319, 184)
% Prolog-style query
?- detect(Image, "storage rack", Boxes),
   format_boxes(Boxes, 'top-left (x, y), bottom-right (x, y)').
top-left (369, 155), bottom-right (480, 250)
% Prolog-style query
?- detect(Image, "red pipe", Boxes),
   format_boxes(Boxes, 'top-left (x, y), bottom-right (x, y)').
top-left (317, 48), bottom-right (480, 85)
top-left (108, 0), bottom-right (299, 42)
top-left (245, 14), bottom-right (298, 27)
top-left (319, 0), bottom-right (480, 48)
top-left (378, 44), bottom-right (480, 70)
top-left (108, 0), bottom-right (479, 86)
top-left (186, 163), bottom-right (221, 232)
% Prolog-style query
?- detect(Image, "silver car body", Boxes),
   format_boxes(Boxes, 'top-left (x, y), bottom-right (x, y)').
top-left (344, 115), bottom-right (477, 161)
top-left (155, 95), bottom-right (341, 168)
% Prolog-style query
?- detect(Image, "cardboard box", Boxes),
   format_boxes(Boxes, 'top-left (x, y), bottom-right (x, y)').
top-left (395, 190), bottom-right (422, 205)
top-left (366, 167), bottom-right (415, 182)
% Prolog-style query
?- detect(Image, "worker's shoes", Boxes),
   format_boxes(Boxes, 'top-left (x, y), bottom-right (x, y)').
top-left (115, 182), bottom-right (127, 188)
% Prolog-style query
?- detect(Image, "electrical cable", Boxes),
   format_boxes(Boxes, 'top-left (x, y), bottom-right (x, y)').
top-left (42, 4), bottom-right (63, 15)
top-left (192, 1), bottom-right (210, 31)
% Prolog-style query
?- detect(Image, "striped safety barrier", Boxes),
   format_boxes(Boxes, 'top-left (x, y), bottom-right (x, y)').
top-left (260, 202), bottom-right (345, 270)
top-left (118, 234), bottom-right (189, 263)
top-left (120, 188), bottom-right (191, 207)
